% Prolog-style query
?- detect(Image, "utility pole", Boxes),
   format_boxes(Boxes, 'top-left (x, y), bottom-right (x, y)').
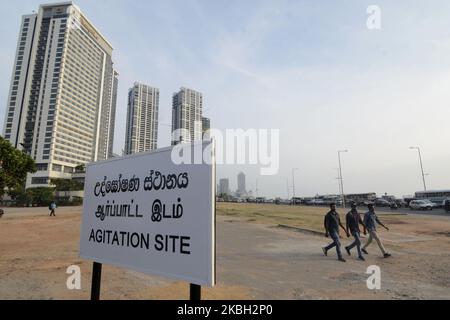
top-left (292, 168), bottom-right (298, 205)
top-left (286, 178), bottom-right (290, 200)
top-left (338, 150), bottom-right (348, 207)
top-left (335, 168), bottom-right (342, 196)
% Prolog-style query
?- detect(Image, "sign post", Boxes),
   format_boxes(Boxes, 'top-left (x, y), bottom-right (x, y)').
top-left (80, 140), bottom-right (216, 300)
top-left (190, 283), bottom-right (201, 301)
top-left (90, 262), bottom-right (102, 301)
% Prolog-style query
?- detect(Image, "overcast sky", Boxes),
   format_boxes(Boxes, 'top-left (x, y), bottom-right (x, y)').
top-left (1, 0), bottom-right (450, 198)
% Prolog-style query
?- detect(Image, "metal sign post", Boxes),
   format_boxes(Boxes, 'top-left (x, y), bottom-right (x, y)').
top-left (90, 262), bottom-right (102, 300)
top-left (190, 283), bottom-right (201, 300)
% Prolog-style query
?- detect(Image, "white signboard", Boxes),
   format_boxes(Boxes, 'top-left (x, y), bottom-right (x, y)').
top-left (80, 140), bottom-right (215, 286)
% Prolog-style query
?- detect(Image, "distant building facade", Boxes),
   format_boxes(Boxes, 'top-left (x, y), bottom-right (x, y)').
top-left (171, 87), bottom-right (203, 145)
top-left (2, 2), bottom-right (118, 187)
top-left (202, 116), bottom-right (210, 139)
top-left (125, 82), bottom-right (159, 154)
top-left (219, 178), bottom-right (230, 195)
top-left (237, 172), bottom-right (247, 197)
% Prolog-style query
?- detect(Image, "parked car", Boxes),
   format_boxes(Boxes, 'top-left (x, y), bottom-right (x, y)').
top-left (395, 199), bottom-right (407, 208)
top-left (409, 200), bottom-right (433, 211)
top-left (443, 199), bottom-right (450, 213)
top-left (423, 199), bottom-right (439, 208)
top-left (374, 198), bottom-right (391, 207)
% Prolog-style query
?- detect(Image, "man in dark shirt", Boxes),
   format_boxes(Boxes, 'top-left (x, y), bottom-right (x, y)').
top-left (322, 203), bottom-right (349, 262)
top-left (344, 203), bottom-right (366, 261)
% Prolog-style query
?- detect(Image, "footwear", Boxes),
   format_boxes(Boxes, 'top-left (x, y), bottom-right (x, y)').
top-left (345, 246), bottom-right (351, 256)
top-left (362, 248), bottom-right (368, 255)
top-left (384, 253), bottom-right (392, 258)
top-left (338, 258), bottom-right (346, 262)
top-left (322, 247), bottom-right (328, 256)
top-left (358, 256), bottom-right (366, 261)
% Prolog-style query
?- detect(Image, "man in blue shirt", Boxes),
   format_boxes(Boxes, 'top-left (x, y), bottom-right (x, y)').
top-left (362, 203), bottom-right (391, 258)
top-left (49, 201), bottom-right (57, 217)
top-left (322, 203), bottom-right (350, 262)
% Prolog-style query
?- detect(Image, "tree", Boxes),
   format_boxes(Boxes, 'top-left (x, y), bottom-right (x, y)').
top-left (9, 188), bottom-right (32, 206)
top-left (0, 136), bottom-right (36, 200)
top-left (75, 164), bottom-right (85, 173)
top-left (26, 187), bottom-right (54, 206)
top-left (51, 178), bottom-right (83, 192)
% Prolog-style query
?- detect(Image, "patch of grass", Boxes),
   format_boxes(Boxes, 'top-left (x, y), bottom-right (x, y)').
top-left (217, 203), bottom-right (328, 232)
top-left (217, 203), bottom-right (406, 233)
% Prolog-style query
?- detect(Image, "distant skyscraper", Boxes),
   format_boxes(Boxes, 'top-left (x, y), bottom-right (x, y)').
top-left (125, 83), bottom-right (159, 154)
top-left (237, 172), bottom-right (246, 195)
top-left (98, 70), bottom-right (119, 160)
top-left (2, 2), bottom-right (118, 187)
top-left (219, 178), bottom-right (230, 195)
top-left (202, 116), bottom-right (210, 139)
top-left (171, 87), bottom-right (203, 145)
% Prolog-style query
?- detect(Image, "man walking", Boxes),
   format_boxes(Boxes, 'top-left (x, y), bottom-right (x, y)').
top-left (362, 203), bottom-right (391, 258)
top-left (322, 203), bottom-right (349, 262)
top-left (344, 203), bottom-right (366, 261)
top-left (49, 201), bottom-right (56, 217)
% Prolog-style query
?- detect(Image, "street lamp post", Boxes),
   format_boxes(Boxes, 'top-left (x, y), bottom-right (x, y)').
top-left (292, 168), bottom-right (298, 204)
top-left (410, 146), bottom-right (427, 191)
top-left (286, 178), bottom-right (290, 200)
top-left (338, 150), bottom-right (348, 208)
top-left (335, 168), bottom-right (342, 196)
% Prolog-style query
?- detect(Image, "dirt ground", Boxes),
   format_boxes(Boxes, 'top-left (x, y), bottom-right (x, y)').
top-left (0, 204), bottom-right (449, 300)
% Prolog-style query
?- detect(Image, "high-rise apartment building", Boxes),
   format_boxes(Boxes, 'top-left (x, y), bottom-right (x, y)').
top-left (219, 178), bottom-right (230, 195)
top-left (125, 82), bottom-right (159, 154)
top-left (171, 87), bottom-right (203, 145)
top-left (237, 172), bottom-right (246, 195)
top-left (2, 2), bottom-right (118, 187)
top-left (98, 70), bottom-right (119, 161)
top-left (202, 116), bottom-right (210, 139)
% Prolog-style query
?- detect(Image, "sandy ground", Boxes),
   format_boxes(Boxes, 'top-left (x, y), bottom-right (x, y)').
top-left (0, 205), bottom-right (450, 300)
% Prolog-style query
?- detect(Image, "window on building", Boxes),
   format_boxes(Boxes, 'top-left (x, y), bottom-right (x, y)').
top-left (36, 163), bottom-right (48, 171)
top-left (31, 177), bottom-right (48, 185)
top-left (64, 166), bottom-right (73, 174)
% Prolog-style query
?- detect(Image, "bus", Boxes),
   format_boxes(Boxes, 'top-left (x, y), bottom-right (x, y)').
top-left (415, 190), bottom-right (450, 207)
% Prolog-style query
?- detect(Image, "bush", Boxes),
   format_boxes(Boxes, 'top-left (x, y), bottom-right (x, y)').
top-left (51, 179), bottom-right (84, 192)
top-left (0, 136), bottom-right (36, 200)
top-left (26, 187), bottom-right (55, 207)
top-left (55, 196), bottom-right (83, 207)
